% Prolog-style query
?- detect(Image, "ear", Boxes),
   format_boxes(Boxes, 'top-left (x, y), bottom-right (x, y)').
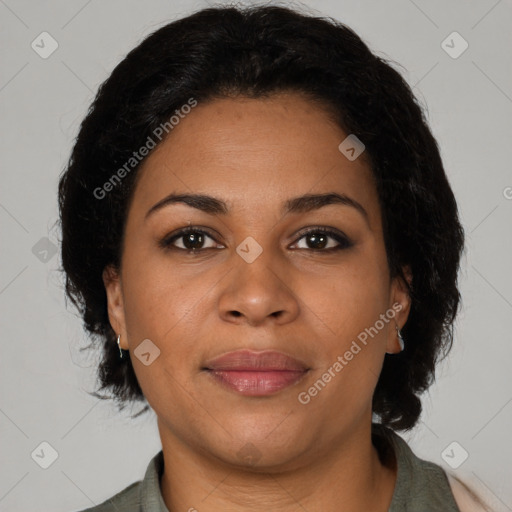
top-left (386, 265), bottom-right (412, 354)
top-left (102, 265), bottom-right (128, 350)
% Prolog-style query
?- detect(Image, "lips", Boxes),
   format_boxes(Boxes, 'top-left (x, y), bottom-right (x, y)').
top-left (203, 350), bottom-right (309, 396)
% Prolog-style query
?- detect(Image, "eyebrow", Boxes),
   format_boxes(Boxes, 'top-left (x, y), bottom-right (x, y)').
top-left (145, 192), bottom-right (369, 225)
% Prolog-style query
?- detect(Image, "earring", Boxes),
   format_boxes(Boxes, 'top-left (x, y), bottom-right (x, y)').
top-left (117, 334), bottom-right (123, 359)
top-left (395, 322), bottom-right (405, 352)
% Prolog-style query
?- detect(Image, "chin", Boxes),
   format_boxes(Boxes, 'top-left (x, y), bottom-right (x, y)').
top-left (205, 415), bottom-right (313, 471)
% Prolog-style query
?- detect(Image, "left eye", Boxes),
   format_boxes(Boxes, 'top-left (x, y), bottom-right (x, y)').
top-left (291, 228), bottom-right (353, 251)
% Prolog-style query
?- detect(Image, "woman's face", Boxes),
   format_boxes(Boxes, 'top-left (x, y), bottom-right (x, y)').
top-left (104, 92), bottom-right (411, 469)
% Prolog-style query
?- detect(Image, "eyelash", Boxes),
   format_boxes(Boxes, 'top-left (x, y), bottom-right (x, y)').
top-left (159, 226), bottom-right (353, 254)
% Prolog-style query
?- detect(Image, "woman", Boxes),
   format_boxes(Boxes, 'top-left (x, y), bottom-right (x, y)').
top-left (59, 4), bottom-right (489, 511)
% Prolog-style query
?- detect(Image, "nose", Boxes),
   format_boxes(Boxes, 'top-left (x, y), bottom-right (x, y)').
top-left (217, 247), bottom-right (300, 327)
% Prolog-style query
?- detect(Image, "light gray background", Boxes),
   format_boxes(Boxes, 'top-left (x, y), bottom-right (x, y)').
top-left (1, 0), bottom-right (511, 511)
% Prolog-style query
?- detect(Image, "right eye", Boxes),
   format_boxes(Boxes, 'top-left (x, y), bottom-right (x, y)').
top-left (159, 227), bottom-right (224, 253)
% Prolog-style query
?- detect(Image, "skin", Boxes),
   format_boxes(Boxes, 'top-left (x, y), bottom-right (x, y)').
top-left (103, 92), bottom-right (412, 512)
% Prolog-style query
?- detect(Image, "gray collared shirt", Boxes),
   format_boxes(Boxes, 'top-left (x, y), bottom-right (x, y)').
top-left (75, 429), bottom-right (460, 511)
top-left (76, 450), bottom-right (169, 512)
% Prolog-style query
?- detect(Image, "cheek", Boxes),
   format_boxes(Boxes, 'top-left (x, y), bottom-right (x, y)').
top-left (120, 259), bottom-right (207, 405)
top-left (120, 249), bottom-right (224, 400)
top-left (299, 247), bottom-right (391, 405)
top-left (121, 250), bottom-right (212, 342)
top-left (301, 270), bottom-right (389, 415)
top-left (305, 249), bottom-right (390, 343)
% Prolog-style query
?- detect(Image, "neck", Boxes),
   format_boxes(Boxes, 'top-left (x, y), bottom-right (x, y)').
top-left (158, 420), bottom-right (397, 512)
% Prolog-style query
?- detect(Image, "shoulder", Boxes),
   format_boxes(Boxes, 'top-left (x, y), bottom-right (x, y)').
top-left (447, 474), bottom-right (492, 512)
top-left (379, 426), bottom-right (493, 512)
top-left (377, 427), bottom-right (461, 511)
top-left (73, 480), bottom-right (141, 512)
top-left (69, 450), bottom-right (168, 512)
top-left (70, 450), bottom-right (166, 512)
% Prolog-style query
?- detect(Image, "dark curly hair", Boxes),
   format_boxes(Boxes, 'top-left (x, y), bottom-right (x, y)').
top-left (58, 3), bottom-right (465, 430)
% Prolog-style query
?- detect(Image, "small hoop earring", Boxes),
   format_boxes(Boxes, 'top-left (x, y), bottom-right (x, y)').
top-left (117, 334), bottom-right (123, 359)
top-left (395, 323), bottom-right (405, 352)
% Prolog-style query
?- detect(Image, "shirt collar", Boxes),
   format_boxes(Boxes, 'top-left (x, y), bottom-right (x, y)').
top-left (140, 450), bottom-right (170, 512)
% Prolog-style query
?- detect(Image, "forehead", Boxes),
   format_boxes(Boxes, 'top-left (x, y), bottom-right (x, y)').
top-left (129, 93), bottom-right (380, 225)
